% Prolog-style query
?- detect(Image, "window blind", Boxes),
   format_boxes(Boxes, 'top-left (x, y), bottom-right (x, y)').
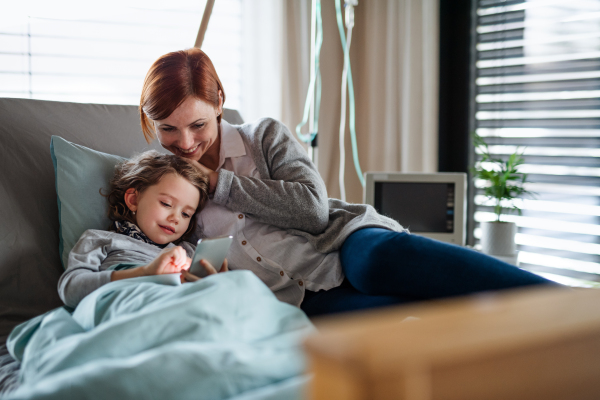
top-left (473, 0), bottom-right (600, 287)
top-left (0, 0), bottom-right (243, 110)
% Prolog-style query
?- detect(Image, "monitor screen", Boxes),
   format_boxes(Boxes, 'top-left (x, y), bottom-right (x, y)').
top-left (374, 182), bottom-right (455, 233)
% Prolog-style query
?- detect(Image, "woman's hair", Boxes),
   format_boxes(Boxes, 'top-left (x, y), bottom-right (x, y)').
top-left (104, 150), bottom-right (209, 240)
top-left (139, 48), bottom-right (226, 143)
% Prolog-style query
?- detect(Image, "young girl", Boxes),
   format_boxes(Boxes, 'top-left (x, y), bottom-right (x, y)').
top-left (58, 151), bottom-right (222, 309)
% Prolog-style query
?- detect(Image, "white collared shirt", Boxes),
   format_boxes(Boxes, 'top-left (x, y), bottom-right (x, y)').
top-left (197, 121), bottom-right (343, 306)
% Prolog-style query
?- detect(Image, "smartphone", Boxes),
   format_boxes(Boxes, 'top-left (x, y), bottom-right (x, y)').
top-left (188, 236), bottom-right (233, 278)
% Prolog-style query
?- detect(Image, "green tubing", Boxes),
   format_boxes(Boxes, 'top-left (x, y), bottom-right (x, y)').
top-left (335, 0), bottom-right (365, 187)
top-left (295, 0), bottom-right (322, 143)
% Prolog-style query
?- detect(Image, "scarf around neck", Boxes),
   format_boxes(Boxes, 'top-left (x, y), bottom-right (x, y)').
top-left (110, 220), bottom-right (168, 249)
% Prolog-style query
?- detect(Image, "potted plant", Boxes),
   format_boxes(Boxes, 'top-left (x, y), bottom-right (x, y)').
top-left (471, 132), bottom-right (535, 258)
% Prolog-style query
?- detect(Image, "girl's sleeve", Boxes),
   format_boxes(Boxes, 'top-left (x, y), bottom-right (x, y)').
top-left (211, 119), bottom-right (329, 234)
top-left (57, 230), bottom-right (113, 308)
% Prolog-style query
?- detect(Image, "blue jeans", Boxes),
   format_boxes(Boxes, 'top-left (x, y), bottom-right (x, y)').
top-left (301, 228), bottom-right (555, 317)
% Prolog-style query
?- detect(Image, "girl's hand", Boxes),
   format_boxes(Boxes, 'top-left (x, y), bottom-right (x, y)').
top-left (181, 258), bottom-right (228, 283)
top-left (182, 159), bottom-right (218, 194)
top-left (144, 246), bottom-right (191, 276)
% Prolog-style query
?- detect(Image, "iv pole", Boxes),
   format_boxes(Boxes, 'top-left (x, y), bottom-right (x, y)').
top-left (194, 0), bottom-right (215, 48)
top-left (296, 0), bottom-right (322, 166)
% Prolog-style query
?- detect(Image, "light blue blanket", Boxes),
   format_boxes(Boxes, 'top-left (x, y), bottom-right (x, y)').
top-left (4, 271), bottom-right (314, 400)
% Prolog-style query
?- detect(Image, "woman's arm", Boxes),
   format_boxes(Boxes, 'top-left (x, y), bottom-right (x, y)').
top-left (212, 118), bottom-right (329, 234)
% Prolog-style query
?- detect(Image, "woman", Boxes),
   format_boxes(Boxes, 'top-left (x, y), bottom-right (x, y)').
top-left (139, 48), bottom-right (555, 317)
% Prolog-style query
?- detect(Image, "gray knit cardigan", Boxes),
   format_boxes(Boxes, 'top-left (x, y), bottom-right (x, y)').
top-left (209, 118), bottom-right (405, 254)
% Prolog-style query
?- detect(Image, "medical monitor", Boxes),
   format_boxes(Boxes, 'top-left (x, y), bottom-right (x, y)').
top-left (364, 172), bottom-right (467, 245)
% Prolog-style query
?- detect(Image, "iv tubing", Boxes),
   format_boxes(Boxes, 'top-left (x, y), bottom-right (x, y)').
top-left (338, 25), bottom-right (351, 201)
top-left (336, 0), bottom-right (365, 187)
top-left (296, 0), bottom-right (323, 144)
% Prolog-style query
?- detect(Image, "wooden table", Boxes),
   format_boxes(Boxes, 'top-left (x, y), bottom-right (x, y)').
top-left (304, 287), bottom-right (600, 400)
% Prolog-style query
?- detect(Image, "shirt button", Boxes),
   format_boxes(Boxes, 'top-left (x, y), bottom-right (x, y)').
top-left (279, 271), bottom-right (284, 276)
top-left (242, 240), bottom-right (247, 245)
top-left (238, 214), bottom-right (244, 219)
top-left (299, 281), bottom-right (303, 286)
top-left (257, 257), bottom-right (262, 262)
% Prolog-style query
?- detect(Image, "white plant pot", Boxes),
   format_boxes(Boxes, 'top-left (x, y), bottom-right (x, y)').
top-left (480, 221), bottom-right (517, 256)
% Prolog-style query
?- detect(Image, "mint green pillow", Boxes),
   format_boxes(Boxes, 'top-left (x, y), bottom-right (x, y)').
top-left (50, 136), bottom-right (125, 269)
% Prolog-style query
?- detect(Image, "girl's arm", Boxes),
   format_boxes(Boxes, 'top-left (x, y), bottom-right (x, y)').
top-left (111, 246), bottom-right (190, 281)
top-left (110, 266), bottom-right (147, 281)
top-left (59, 231), bottom-right (191, 307)
top-left (58, 230), bottom-right (114, 308)
top-left (211, 118), bottom-right (330, 234)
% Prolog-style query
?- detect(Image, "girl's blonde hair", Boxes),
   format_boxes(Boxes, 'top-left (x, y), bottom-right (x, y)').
top-left (104, 151), bottom-right (209, 240)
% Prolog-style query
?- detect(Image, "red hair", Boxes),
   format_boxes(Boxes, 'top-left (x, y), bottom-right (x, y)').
top-left (139, 48), bottom-right (226, 143)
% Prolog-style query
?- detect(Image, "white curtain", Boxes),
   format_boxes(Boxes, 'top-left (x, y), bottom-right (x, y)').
top-left (239, 0), bottom-right (310, 131)
top-left (241, 0), bottom-right (439, 203)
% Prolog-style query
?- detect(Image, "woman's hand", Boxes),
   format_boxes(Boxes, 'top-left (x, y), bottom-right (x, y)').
top-left (183, 159), bottom-right (219, 194)
top-left (181, 258), bottom-right (228, 283)
top-left (143, 246), bottom-right (191, 276)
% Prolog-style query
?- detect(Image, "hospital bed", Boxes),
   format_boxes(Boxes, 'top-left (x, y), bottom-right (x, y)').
top-left (2, 97), bottom-right (600, 400)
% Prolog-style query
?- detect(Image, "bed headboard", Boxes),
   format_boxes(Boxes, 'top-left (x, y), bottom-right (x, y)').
top-left (0, 97), bottom-right (242, 338)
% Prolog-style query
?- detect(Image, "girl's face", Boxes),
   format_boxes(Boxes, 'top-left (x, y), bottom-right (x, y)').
top-left (153, 95), bottom-right (223, 163)
top-left (126, 173), bottom-right (200, 244)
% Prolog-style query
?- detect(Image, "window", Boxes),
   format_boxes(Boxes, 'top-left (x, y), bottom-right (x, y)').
top-left (0, 0), bottom-right (243, 111)
top-left (472, 0), bottom-right (600, 287)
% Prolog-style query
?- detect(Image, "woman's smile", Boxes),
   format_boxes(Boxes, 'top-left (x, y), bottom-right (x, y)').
top-left (179, 144), bottom-right (200, 154)
top-left (175, 142), bottom-right (204, 158)
top-left (154, 96), bottom-right (222, 163)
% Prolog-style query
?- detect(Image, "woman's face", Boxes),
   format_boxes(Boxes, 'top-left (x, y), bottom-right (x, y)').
top-left (153, 95), bottom-right (223, 163)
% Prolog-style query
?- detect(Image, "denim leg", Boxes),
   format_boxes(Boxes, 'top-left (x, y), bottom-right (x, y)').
top-left (340, 228), bottom-right (556, 299)
top-left (300, 279), bottom-right (415, 317)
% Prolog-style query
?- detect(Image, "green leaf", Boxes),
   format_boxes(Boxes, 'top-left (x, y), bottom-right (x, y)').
top-left (470, 131), bottom-right (534, 219)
